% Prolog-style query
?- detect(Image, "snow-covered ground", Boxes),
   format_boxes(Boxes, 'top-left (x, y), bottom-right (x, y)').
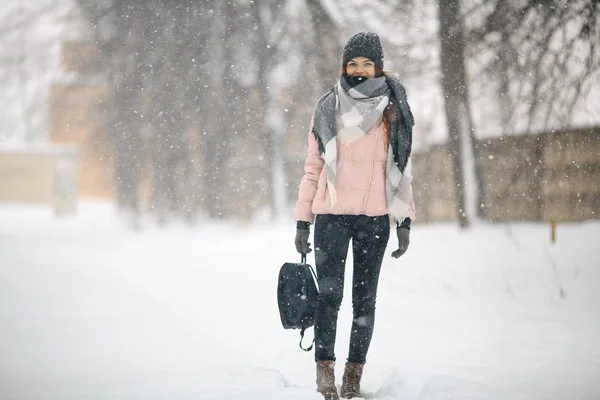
top-left (1, 201), bottom-right (599, 400)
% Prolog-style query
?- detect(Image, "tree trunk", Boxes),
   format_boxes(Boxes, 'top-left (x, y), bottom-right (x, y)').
top-left (202, 0), bottom-right (229, 218)
top-left (438, 0), bottom-right (480, 228)
top-left (305, 0), bottom-right (341, 91)
top-left (108, 0), bottom-right (144, 219)
top-left (252, 1), bottom-right (287, 220)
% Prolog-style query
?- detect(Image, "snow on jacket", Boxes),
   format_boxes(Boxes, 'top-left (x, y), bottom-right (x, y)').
top-left (294, 118), bottom-right (416, 224)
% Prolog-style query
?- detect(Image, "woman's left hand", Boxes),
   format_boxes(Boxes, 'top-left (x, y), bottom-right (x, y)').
top-left (391, 227), bottom-right (410, 258)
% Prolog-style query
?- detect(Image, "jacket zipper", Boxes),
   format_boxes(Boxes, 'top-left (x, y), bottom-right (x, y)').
top-left (360, 127), bottom-right (379, 214)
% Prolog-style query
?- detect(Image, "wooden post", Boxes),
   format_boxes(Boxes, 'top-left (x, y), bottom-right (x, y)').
top-left (551, 220), bottom-right (557, 244)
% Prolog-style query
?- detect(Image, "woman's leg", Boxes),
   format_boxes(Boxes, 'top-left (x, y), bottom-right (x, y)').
top-left (347, 215), bottom-right (390, 364)
top-left (313, 214), bottom-right (354, 362)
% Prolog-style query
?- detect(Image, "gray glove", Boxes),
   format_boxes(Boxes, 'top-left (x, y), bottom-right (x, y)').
top-left (295, 222), bottom-right (312, 254)
top-left (391, 227), bottom-right (410, 258)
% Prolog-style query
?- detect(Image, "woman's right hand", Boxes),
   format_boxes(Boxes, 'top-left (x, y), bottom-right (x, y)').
top-left (294, 222), bottom-right (312, 254)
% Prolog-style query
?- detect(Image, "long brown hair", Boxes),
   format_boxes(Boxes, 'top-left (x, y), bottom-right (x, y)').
top-left (380, 70), bottom-right (396, 150)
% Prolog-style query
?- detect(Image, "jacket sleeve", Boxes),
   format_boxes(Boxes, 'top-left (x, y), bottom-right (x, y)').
top-left (294, 121), bottom-right (324, 224)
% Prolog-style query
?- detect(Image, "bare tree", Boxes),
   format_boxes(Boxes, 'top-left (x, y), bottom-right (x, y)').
top-left (77, 0), bottom-right (148, 222)
top-left (438, 0), bottom-right (482, 228)
top-left (198, 0), bottom-right (231, 219)
top-left (146, 2), bottom-right (200, 223)
top-left (467, 0), bottom-right (600, 133)
top-left (305, 0), bottom-right (342, 90)
top-left (76, 0), bottom-right (216, 223)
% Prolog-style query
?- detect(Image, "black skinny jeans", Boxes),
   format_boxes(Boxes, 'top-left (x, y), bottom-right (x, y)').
top-left (313, 214), bottom-right (390, 364)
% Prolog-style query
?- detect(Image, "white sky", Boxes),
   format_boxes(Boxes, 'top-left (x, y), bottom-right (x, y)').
top-left (1, 0), bottom-right (598, 147)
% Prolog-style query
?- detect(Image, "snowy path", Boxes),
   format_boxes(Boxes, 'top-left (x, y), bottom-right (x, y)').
top-left (1, 202), bottom-right (599, 399)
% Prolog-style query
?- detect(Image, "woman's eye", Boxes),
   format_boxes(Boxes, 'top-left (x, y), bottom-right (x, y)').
top-left (348, 63), bottom-right (357, 67)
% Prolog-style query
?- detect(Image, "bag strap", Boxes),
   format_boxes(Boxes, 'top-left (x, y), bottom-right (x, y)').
top-left (301, 253), bottom-right (319, 289)
top-left (299, 327), bottom-right (315, 352)
top-left (299, 253), bottom-right (318, 352)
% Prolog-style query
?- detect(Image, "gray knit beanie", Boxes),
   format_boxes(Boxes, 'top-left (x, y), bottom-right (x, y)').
top-left (341, 32), bottom-right (384, 71)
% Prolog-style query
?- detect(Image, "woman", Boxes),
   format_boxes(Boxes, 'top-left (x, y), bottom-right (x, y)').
top-left (293, 32), bottom-right (415, 400)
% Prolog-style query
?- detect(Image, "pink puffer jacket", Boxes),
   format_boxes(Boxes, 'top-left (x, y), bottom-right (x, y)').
top-left (294, 120), bottom-right (416, 224)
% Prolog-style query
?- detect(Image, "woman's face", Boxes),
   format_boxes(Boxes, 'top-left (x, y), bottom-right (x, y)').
top-left (345, 57), bottom-right (376, 78)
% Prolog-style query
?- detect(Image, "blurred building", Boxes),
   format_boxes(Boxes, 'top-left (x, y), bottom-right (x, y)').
top-left (50, 41), bottom-right (113, 199)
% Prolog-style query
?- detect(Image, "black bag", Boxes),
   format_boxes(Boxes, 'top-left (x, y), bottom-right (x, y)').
top-left (277, 254), bottom-right (319, 351)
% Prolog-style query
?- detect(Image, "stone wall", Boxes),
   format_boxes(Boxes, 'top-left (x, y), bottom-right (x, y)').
top-left (412, 146), bottom-right (458, 222)
top-left (410, 126), bottom-right (600, 223)
top-left (477, 134), bottom-right (543, 222)
top-left (540, 127), bottom-right (600, 221)
top-left (0, 145), bottom-right (78, 214)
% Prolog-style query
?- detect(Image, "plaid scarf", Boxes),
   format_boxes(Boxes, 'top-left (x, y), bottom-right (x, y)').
top-left (311, 75), bottom-right (414, 223)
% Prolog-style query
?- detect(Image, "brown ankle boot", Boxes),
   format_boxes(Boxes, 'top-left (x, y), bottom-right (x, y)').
top-left (340, 362), bottom-right (363, 399)
top-left (316, 360), bottom-right (339, 400)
